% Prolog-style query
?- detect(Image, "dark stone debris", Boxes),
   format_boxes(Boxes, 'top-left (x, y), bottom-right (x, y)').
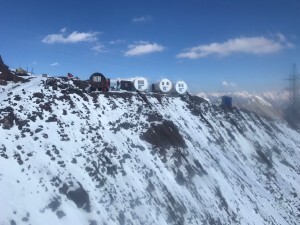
top-left (140, 120), bottom-right (186, 149)
top-left (47, 196), bottom-right (61, 212)
top-left (56, 210), bottom-right (66, 219)
top-left (45, 115), bottom-right (57, 123)
top-left (33, 92), bottom-right (44, 99)
top-left (59, 182), bottom-right (91, 212)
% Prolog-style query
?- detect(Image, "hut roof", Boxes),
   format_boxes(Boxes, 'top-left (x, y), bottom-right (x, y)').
top-left (90, 72), bottom-right (106, 78)
top-left (89, 72), bottom-right (107, 83)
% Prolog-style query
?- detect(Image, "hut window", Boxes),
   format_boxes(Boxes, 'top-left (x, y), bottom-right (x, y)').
top-left (166, 82), bottom-right (169, 85)
top-left (93, 76), bottom-right (101, 82)
top-left (138, 80), bottom-right (144, 85)
top-left (162, 82), bottom-right (165, 85)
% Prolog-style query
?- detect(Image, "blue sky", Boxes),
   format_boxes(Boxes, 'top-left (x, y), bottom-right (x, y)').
top-left (1, 0), bottom-right (299, 93)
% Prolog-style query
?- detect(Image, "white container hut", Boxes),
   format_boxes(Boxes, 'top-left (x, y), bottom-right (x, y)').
top-left (175, 81), bottom-right (188, 94)
top-left (133, 77), bottom-right (148, 92)
top-left (154, 78), bottom-right (172, 93)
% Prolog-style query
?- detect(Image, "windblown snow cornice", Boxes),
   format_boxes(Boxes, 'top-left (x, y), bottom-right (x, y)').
top-left (0, 77), bottom-right (300, 225)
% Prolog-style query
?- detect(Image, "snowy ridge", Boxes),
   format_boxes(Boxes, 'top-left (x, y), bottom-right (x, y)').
top-left (0, 77), bottom-right (300, 225)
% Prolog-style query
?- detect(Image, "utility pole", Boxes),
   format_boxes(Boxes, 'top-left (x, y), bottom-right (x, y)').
top-left (285, 64), bottom-right (300, 130)
top-left (286, 63), bottom-right (300, 110)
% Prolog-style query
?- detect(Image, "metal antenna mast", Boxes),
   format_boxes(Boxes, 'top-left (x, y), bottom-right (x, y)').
top-left (286, 63), bottom-right (300, 109)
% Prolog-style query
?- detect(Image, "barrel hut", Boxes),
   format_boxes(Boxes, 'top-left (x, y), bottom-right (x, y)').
top-left (174, 81), bottom-right (188, 94)
top-left (89, 72), bottom-right (110, 92)
top-left (133, 77), bottom-right (148, 92)
top-left (152, 78), bottom-right (172, 93)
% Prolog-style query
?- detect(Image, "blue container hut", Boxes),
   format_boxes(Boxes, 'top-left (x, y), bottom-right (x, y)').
top-left (221, 96), bottom-right (232, 109)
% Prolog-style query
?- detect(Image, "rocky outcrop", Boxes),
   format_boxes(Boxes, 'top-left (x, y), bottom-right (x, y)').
top-left (0, 55), bottom-right (24, 84)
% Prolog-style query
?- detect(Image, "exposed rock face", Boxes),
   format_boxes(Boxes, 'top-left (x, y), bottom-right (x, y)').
top-left (0, 77), bottom-right (300, 225)
top-left (0, 55), bottom-right (10, 84)
top-left (0, 55), bottom-right (24, 84)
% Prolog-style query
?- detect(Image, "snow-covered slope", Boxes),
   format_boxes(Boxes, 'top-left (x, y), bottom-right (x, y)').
top-left (1, 77), bottom-right (300, 225)
top-left (198, 91), bottom-right (289, 120)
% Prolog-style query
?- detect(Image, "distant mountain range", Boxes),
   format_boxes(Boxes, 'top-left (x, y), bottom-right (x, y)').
top-left (197, 90), bottom-right (290, 120)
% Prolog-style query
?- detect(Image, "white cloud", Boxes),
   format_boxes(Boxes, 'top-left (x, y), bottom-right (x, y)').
top-left (124, 42), bottom-right (165, 56)
top-left (177, 35), bottom-right (294, 59)
top-left (222, 81), bottom-right (237, 87)
top-left (51, 62), bottom-right (59, 66)
top-left (109, 39), bottom-right (126, 45)
top-left (42, 31), bottom-right (99, 44)
top-left (132, 16), bottom-right (152, 23)
top-left (274, 33), bottom-right (294, 48)
top-left (91, 43), bottom-right (106, 53)
top-left (60, 27), bottom-right (67, 33)
top-left (276, 32), bottom-right (286, 42)
top-left (31, 60), bottom-right (38, 65)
